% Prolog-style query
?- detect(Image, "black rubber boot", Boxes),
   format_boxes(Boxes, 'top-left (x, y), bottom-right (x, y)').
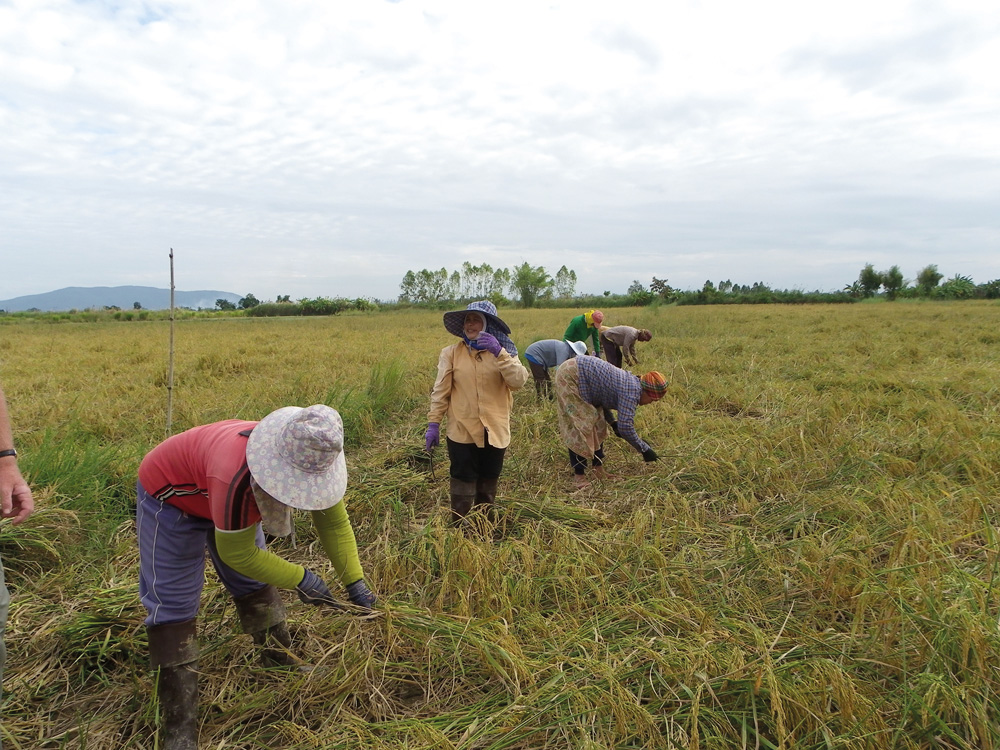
top-left (233, 585), bottom-right (303, 668)
top-left (147, 619), bottom-right (199, 750)
top-left (475, 478), bottom-right (498, 517)
top-left (450, 478), bottom-right (477, 526)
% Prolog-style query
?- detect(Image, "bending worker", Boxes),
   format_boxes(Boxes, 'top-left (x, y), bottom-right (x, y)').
top-left (599, 325), bottom-right (652, 369)
top-left (554, 355), bottom-right (667, 488)
top-left (136, 404), bottom-right (376, 750)
top-left (563, 309), bottom-right (604, 356)
top-left (524, 338), bottom-right (587, 400)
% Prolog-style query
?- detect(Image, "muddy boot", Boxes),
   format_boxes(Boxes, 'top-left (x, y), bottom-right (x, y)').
top-left (474, 478), bottom-right (498, 519)
top-left (147, 619), bottom-right (199, 750)
top-left (234, 585), bottom-right (304, 668)
top-left (450, 478), bottom-right (477, 527)
top-left (475, 477), bottom-right (502, 538)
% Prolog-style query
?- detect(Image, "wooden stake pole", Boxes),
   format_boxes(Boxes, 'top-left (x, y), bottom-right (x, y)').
top-left (166, 248), bottom-right (176, 436)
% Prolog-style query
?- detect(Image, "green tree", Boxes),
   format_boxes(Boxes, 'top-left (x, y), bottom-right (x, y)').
top-left (239, 293), bottom-right (260, 309)
top-left (509, 263), bottom-right (553, 308)
top-left (858, 264), bottom-right (881, 298)
top-left (881, 265), bottom-right (905, 300)
top-left (554, 265), bottom-right (577, 298)
top-left (627, 280), bottom-right (646, 296)
top-left (216, 299), bottom-right (236, 311)
top-left (935, 274), bottom-right (975, 299)
top-left (916, 264), bottom-right (943, 296)
top-left (399, 270), bottom-right (418, 302)
top-left (650, 277), bottom-right (674, 299)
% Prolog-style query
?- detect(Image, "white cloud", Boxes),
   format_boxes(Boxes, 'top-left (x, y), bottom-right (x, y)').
top-left (1, 0), bottom-right (999, 303)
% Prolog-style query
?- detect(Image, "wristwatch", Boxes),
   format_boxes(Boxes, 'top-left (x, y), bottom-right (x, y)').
top-left (0, 448), bottom-right (16, 459)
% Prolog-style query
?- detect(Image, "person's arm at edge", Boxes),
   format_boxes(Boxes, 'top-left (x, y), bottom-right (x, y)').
top-left (0, 384), bottom-right (34, 524)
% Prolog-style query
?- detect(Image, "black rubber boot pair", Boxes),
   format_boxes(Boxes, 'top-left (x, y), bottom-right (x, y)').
top-left (450, 477), bottom-right (500, 533)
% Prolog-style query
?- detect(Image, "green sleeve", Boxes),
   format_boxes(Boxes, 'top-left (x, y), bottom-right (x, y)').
top-left (214, 526), bottom-right (305, 589)
top-left (311, 501), bottom-right (364, 586)
top-left (591, 327), bottom-right (600, 352)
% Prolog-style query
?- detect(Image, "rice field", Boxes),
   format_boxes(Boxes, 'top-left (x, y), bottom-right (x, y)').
top-left (1, 301), bottom-right (1000, 749)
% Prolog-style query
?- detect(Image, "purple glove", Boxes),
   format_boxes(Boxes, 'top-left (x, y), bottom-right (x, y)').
top-left (346, 579), bottom-right (377, 609)
top-left (471, 331), bottom-right (502, 357)
top-left (297, 569), bottom-right (340, 608)
top-left (424, 423), bottom-right (440, 452)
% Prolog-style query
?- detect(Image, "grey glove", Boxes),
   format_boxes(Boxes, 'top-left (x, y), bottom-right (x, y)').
top-left (296, 568), bottom-right (339, 607)
top-left (346, 579), bottom-right (377, 609)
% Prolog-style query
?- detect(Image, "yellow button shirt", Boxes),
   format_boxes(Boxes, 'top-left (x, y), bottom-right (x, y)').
top-left (428, 342), bottom-right (528, 449)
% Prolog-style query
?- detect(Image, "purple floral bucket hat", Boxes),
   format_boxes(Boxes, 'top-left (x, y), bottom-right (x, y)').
top-left (246, 405), bottom-right (347, 510)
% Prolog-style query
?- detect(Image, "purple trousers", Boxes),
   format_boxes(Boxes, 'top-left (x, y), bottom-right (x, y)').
top-left (136, 482), bottom-right (268, 626)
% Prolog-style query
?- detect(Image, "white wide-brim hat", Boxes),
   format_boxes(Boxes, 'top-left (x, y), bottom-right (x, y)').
top-left (566, 340), bottom-right (588, 357)
top-left (246, 405), bottom-right (347, 510)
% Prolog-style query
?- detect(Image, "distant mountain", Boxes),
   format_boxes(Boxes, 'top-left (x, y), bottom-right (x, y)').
top-left (0, 286), bottom-right (241, 312)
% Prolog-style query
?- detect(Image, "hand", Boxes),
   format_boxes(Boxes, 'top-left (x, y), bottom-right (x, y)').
top-left (471, 331), bottom-right (502, 357)
top-left (346, 579), bottom-right (377, 609)
top-left (296, 569), bottom-right (340, 607)
top-left (590, 350), bottom-right (601, 357)
top-left (642, 448), bottom-right (659, 462)
top-left (424, 423), bottom-right (440, 452)
top-left (0, 462), bottom-right (34, 525)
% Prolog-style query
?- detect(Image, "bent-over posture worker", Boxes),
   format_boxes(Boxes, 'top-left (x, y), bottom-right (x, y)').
top-left (599, 325), bottom-right (652, 368)
top-left (136, 404), bottom-right (376, 750)
top-left (524, 339), bottom-right (587, 400)
top-left (554, 355), bottom-right (667, 488)
top-left (563, 309), bottom-right (604, 356)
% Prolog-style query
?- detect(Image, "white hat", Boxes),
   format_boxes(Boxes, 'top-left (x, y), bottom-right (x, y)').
top-left (246, 405), bottom-right (347, 510)
top-left (566, 340), bottom-right (588, 357)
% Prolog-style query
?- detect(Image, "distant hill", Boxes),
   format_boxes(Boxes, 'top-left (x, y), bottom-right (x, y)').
top-left (0, 286), bottom-right (242, 313)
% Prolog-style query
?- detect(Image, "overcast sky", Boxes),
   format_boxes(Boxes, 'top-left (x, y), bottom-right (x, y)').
top-left (2, 0), bottom-right (998, 302)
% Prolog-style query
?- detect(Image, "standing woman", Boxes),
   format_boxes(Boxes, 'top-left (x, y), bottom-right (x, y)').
top-left (424, 301), bottom-right (528, 525)
top-left (553, 355), bottom-right (666, 488)
top-left (563, 309), bottom-right (604, 356)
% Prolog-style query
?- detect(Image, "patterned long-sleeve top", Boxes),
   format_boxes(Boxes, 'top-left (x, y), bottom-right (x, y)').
top-left (575, 355), bottom-right (651, 454)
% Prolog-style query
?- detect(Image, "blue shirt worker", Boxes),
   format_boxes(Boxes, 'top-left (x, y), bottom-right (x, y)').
top-left (523, 339), bottom-right (587, 400)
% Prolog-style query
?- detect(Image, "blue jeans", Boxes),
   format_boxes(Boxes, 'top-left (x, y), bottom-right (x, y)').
top-left (136, 482), bottom-right (268, 626)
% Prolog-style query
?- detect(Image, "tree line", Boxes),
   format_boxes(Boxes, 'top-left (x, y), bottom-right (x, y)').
top-left (203, 261), bottom-right (999, 319)
top-left (399, 262), bottom-right (578, 306)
